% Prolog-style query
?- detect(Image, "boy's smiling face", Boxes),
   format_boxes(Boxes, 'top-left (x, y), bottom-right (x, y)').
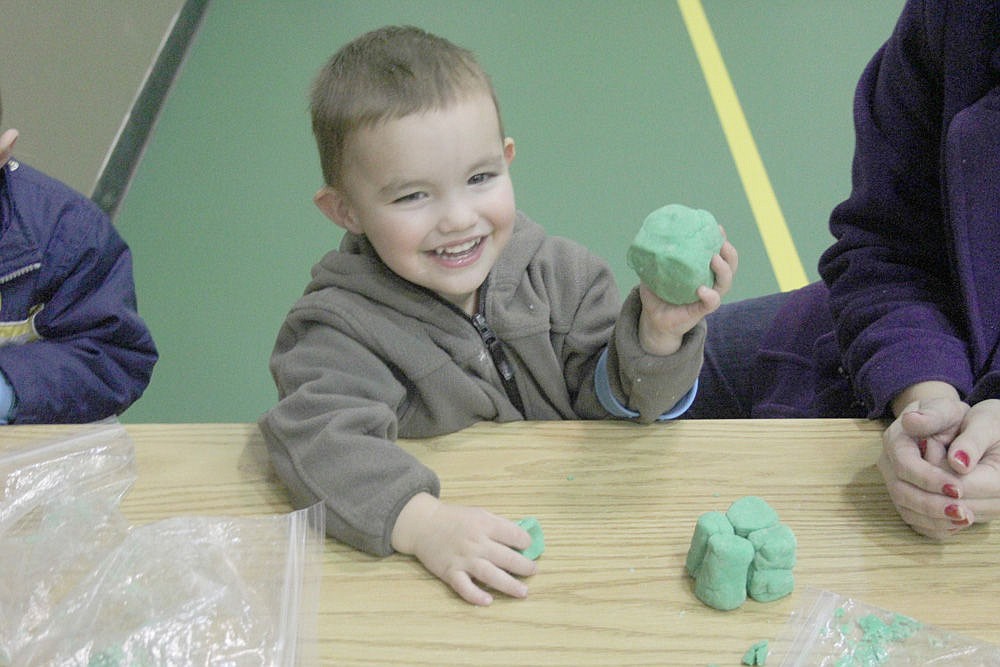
top-left (316, 93), bottom-right (516, 315)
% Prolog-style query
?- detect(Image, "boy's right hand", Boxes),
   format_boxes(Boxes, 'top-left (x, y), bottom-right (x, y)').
top-left (391, 493), bottom-right (538, 606)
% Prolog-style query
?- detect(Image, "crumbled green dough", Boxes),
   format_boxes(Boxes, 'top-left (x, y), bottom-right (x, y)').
top-left (685, 510), bottom-right (734, 577)
top-left (831, 611), bottom-right (922, 667)
top-left (726, 496), bottom-right (779, 537)
top-left (693, 532), bottom-right (755, 610)
top-left (626, 204), bottom-right (724, 304)
top-left (742, 640), bottom-right (769, 665)
top-left (516, 516), bottom-right (545, 560)
top-left (88, 647), bottom-right (124, 667)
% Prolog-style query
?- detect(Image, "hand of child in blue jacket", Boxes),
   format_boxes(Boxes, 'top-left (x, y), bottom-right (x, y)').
top-left (0, 127), bottom-right (17, 164)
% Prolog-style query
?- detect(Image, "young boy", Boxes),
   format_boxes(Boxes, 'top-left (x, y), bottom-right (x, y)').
top-left (0, 93), bottom-right (157, 423)
top-left (260, 26), bottom-right (737, 606)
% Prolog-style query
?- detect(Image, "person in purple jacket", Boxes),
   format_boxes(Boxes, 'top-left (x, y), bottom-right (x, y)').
top-left (686, 0), bottom-right (1000, 540)
top-left (0, 92), bottom-right (157, 423)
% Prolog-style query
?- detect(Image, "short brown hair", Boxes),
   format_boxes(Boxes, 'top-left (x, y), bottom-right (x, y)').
top-left (310, 26), bottom-right (502, 187)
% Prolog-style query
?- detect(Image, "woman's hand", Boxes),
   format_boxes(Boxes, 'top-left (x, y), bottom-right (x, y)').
top-left (879, 394), bottom-right (969, 537)
top-left (880, 384), bottom-right (1000, 537)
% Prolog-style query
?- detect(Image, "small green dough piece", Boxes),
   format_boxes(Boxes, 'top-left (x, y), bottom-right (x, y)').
top-left (516, 516), bottom-right (545, 560)
top-left (741, 640), bottom-right (769, 665)
top-left (626, 204), bottom-right (724, 304)
top-left (747, 567), bottom-right (794, 602)
top-left (726, 496), bottom-right (779, 537)
top-left (747, 523), bottom-right (797, 570)
top-left (693, 533), bottom-right (754, 611)
top-left (685, 510), bottom-right (734, 577)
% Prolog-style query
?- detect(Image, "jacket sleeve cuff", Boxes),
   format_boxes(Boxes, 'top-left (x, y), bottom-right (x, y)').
top-left (594, 346), bottom-right (698, 421)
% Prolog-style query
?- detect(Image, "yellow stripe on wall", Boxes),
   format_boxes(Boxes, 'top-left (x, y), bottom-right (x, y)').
top-left (677, 0), bottom-right (809, 291)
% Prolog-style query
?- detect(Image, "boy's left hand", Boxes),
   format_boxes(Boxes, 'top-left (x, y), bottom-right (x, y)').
top-left (638, 237), bottom-right (738, 356)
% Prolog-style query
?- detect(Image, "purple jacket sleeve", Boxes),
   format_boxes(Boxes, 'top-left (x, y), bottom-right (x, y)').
top-left (817, 0), bottom-right (978, 416)
top-left (0, 202), bottom-right (157, 423)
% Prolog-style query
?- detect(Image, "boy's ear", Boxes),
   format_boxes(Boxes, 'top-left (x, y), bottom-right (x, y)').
top-left (314, 186), bottom-right (362, 234)
top-left (504, 137), bottom-right (516, 165)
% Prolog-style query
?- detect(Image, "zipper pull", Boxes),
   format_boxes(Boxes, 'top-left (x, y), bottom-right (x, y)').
top-left (470, 312), bottom-right (523, 413)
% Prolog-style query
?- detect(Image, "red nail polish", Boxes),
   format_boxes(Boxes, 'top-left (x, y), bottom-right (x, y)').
top-left (951, 518), bottom-right (971, 527)
top-left (917, 440), bottom-right (927, 457)
top-left (942, 484), bottom-right (960, 499)
top-left (945, 504), bottom-right (965, 520)
top-left (954, 450), bottom-right (970, 468)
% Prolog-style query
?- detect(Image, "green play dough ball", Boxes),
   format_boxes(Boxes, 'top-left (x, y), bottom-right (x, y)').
top-left (516, 517), bottom-right (545, 560)
top-left (626, 204), bottom-right (724, 304)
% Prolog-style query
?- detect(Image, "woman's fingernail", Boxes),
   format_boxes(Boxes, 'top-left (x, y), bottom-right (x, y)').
top-left (951, 518), bottom-right (971, 527)
top-left (945, 504), bottom-right (965, 520)
top-left (917, 440), bottom-right (927, 457)
top-left (954, 450), bottom-right (970, 468)
top-left (942, 484), bottom-right (960, 499)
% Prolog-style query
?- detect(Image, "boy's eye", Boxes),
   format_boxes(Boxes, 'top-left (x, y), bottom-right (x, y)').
top-left (392, 191), bottom-right (426, 204)
top-left (468, 172), bottom-right (495, 186)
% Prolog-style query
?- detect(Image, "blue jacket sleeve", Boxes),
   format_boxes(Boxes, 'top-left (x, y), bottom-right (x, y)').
top-left (0, 203), bottom-right (157, 423)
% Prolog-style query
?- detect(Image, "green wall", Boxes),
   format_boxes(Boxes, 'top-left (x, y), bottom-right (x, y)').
top-left (116, 1), bottom-right (904, 422)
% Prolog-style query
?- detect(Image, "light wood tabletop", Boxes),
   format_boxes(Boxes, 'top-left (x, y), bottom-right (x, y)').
top-left (5, 419), bottom-right (999, 665)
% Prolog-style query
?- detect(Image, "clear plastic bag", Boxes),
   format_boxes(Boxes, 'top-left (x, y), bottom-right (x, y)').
top-left (770, 587), bottom-right (1000, 666)
top-left (0, 420), bottom-right (323, 666)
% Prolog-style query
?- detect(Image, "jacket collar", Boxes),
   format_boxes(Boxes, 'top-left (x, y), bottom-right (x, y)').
top-left (0, 160), bottom-right (44, 280)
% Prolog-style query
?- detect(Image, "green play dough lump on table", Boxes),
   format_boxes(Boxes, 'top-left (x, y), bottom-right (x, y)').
top-left (516, 517), bottom-right (545, 560)
top-left (684, 510), bottom-right (733, 577)
top-left (693, 532), bottom-right (755, 611)
top-left (746, 523), bottom-right (796, 602)
top-left (686, 496), bottom-right (796, 610)
top-left (726, 495), bottom-right (779, 537)
top-left (747, 523), bottom-right (796, 569)
top-left (626, 204), bottom-right (724, 304)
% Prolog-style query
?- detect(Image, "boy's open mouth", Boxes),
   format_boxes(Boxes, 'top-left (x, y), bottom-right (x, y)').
top-left (432, 236), bottom-right (483, 258)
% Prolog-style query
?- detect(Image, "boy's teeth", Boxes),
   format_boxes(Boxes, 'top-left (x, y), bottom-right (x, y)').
top-left (435, 238), bottom-right (479, 255)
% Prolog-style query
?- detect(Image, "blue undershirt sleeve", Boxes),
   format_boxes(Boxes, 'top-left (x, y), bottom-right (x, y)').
top-left (594, 346), bottom-right (697, 421)
top-left (0, 373), bottom-right (15, 424)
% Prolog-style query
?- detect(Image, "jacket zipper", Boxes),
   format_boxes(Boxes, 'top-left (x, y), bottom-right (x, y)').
top-left (470, 307), bottom-right (525, 416)
top-left (468, 280), bottom-right (527, 416)
top-left (0, 262), bottom-right (41, 285)
top-left (416, 278), bottom-right (526, 416)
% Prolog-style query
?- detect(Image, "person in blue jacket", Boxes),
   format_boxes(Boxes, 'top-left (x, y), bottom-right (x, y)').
top-left (0, 93), bottom-right (157, 423)
top-left (687, 0), bottom-right (1000, 540)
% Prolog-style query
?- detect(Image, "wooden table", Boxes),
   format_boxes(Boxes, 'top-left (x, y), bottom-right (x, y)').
top-left (5, 419), bottom-right (999, 665)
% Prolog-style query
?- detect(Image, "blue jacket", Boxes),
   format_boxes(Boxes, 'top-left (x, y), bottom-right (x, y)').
top-left (753, 0), bottom-right (1000, 418)
top-left (0, 159), bottom-right (157, 423)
